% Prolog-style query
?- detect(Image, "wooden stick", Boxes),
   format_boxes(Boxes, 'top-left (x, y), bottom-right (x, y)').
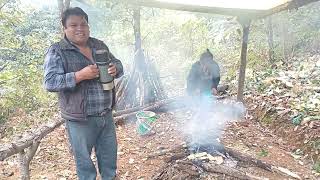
top-left (200, 162), bottom-right (251, 180)
top-left (271, 166), bottom-right (301, 180)
top-left (225, 147), bottom-right (301, 179)
top-left (0, 118), bottom-right (64, 161)
top-left (225, 147), bottom-right (272, 171)
top-left (114, 97), bottom-right (179, 124)
top-left (147, 145), bottom-right (186, 159)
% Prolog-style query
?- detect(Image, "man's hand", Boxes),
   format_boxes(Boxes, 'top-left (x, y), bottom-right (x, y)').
top-left (108, 63), bottom-right (117, 77)
top-left (211, 88), bottom-right (218, 96)
top-left (75, 64), bottom-right (99, 83)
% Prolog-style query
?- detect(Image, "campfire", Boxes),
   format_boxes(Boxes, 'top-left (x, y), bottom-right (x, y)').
top-left (151, 139), bottom-right (302, 180)
top-left (149, 99), bottom-right (302, 180)
top-left (150, 99), bottom-right (247, 179)
top-left (151, 142), bottom-right (256, 180)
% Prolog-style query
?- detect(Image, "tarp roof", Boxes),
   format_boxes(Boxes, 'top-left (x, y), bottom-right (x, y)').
top-left (153, 0), bottom-right (289, 10)
top-left (125, 0), bottom-right (319, 18)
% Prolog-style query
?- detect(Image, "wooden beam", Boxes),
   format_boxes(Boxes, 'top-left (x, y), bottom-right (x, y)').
top-left (258, 0), bottom-right (320, 18)
top-left (122, 0), bottom-right (320, 19)
top-left (237, 19), bottom-right (251, 102)
top-left (123, 0), bottom-right (265, 18)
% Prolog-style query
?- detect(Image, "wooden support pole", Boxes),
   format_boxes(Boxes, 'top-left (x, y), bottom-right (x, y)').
top-left (237, 19), bottom-right (251, 102)
top-left (18, 142), bottom-right (40, 180)
top-left (133, 5), bottom-right (142, 52)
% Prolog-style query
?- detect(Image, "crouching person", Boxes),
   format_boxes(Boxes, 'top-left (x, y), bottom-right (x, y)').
top-left (187, 49), bottom-right (220, 97)
top-left (43, 7), bottom-right (123, 180)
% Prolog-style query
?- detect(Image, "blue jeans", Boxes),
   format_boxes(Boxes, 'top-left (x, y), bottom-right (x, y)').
top-left (66, 111), bottom-right (117, 180)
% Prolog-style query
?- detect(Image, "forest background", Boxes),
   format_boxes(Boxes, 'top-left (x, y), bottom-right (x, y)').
top-left (0, 0), bottom-right (319, 172)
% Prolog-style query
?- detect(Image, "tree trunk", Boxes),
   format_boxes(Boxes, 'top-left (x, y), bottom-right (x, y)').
top-left (266, 16), bottom-right (274, 63)
top-left (237, 19), bottom-right (251, 102)
top-left (57, 0), bottom-right (71, 36)
top-left (18, 150), bottom-right (30, 180)
top-left (133, 6), bottom-right (142, 52)
top-left (17, 142), bottom-right (40, 180)
top-left (57, 0), bottom-right (71, 18)
top-left (64, 0), bottom-right (71, 9)
top-left (115, 5), bottom-right (166, 110)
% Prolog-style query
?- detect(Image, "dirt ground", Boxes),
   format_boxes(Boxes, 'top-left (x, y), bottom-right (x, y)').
top-left (0, 106), bottom-right (318, 180)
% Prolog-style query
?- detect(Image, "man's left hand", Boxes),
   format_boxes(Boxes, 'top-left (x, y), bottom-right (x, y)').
top-left (108, 63), bottom-right (117, 77)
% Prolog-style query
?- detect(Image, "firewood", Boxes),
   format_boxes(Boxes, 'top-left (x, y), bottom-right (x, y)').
top-left (164, 152), bottom-right (188, 163)
top-left (271, 166), bottom-right (301, 179)
top-left (225, 147), bottom-right (272, 171)
top-left (200, 162), bottom-right (251, 180)
top-left (152, 164), bottom-right (170, 180)
top-left (174, 164), bottom-right (200, 177)
top-left (147, 145), bottom-right (186, 159)
top-left (225, 147), bottom-right (301, 179)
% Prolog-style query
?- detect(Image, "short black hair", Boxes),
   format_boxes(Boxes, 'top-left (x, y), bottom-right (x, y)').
top-left (200, 49), bottom-right (213, 62)
top-left (61, 7), bottom-right (88, 28)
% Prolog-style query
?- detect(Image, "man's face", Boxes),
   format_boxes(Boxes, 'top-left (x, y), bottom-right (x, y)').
top-left (64, 15), bottom-right (89, 46)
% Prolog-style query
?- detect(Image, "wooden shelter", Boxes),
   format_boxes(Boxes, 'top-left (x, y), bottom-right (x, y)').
top-left (122, 0), bottom-right (319, 102)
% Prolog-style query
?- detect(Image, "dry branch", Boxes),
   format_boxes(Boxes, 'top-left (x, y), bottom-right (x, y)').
top-left (0, 118), bottom-right (64, 161)
top-left (225, 147), bottom-right (301, 179)
top-left (147, 145), bottom-right (186, 159)
top-left (174, 163), bottom-right (200, 177)
top-left (225, 147), bottom-right (272, 171)
top-left (114, 97), bottom-right (181, 124)
top-left (200, 162), bottom-right (251, 180)
top-left (18, 141), bottom-right (40, 180)
top-left (271, 166), bottom-right (301, 179)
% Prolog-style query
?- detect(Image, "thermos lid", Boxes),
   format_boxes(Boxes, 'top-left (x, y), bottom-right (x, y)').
top-left (102, 81), bottom-right (114, 90)
top-left (96, 61), bottom-right (108, 65)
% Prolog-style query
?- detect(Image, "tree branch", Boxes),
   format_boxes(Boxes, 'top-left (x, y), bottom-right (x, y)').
top-left (0, 118), bottom-right (65, 161)
top-left (0, 0), bottom-right (11, 11)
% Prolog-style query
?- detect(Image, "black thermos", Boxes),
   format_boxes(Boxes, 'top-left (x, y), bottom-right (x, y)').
top-left (96, 62), bottom-right (114, 90)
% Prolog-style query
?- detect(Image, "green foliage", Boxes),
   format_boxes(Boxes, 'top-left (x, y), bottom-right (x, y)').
top-left (0, 1), bottom-right (60, 123)
top-left (258, 149), bottom-right (269, 157)
top-left (1, 0), bottom-right (320, 129)
top-left (311, 140), bottom-right (320, 151)
top-left (313, 161), bottom-right (320, 173)
top-left (261, 113), bottom-right (273, 125)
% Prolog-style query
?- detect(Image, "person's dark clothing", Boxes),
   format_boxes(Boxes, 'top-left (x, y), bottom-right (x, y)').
top-left (187, 60), bottom-right (220, 95)
top-left (44, 37), bottom-right (123, 120)
top-left (44, 37), bottom-right (123, 179)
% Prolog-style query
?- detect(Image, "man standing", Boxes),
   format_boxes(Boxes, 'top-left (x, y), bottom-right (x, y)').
top-left (43, 7), bottom-right (123, 180)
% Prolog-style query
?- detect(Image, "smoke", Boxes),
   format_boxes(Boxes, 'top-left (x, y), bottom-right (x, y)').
top-left (182, 96), bottom-right (246, 152)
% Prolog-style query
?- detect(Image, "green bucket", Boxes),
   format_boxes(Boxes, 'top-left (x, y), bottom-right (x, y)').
top-left (136, 111), bottom-right (157, 135)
